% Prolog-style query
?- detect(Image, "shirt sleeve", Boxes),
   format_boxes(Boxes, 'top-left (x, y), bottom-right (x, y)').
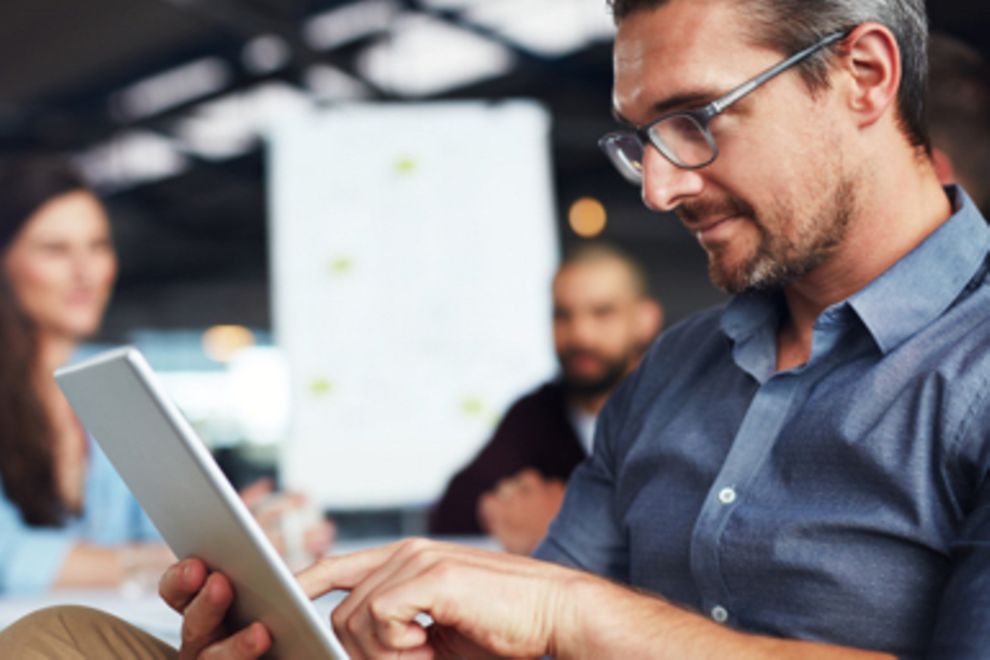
top-left (929, 469), bottom-right (990, 657)
top-left (533, 382), bottom-right (631, 582)
top-left (926, 375), bottom-right (990, 659)
top-left (0, 491), bottom-right (74, 594)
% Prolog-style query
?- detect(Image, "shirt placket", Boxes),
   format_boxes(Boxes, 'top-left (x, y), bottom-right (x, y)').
top-left (688, 373), bottom-right (800, 625)
top-left (689, 312), bottom-right (850, 626)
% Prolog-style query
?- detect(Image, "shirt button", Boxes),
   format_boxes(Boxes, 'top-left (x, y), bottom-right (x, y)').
top-left (711, 605), bottom-right (729, 623)
top-left (717, 487), bottom-right (737, 505)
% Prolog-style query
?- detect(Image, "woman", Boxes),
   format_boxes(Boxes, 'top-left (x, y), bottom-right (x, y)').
top-left (0, 155), bottom-right (168, 595)
top-left (0, 156), bottom-right (329, 594)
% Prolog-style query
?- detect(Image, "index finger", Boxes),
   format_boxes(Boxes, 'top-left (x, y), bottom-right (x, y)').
top-left (296, 542), bottom-right (403, 599)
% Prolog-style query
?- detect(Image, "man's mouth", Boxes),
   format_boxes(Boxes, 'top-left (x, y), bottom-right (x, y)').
top-left (561, 350), bottom-right (605, 373)
top-left (690, 215), bottom-right (744, 246)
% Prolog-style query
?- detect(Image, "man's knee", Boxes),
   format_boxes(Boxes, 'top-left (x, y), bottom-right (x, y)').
top-left (0, 605), bottom-right (176, 659)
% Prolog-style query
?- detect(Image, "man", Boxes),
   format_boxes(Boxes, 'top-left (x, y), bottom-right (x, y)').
top-left (429, 243), bottom-right (662, 555)
top-left (3, 0), bottom-right (987, 657)
top-left (928, 32), bottom-right (990, 215)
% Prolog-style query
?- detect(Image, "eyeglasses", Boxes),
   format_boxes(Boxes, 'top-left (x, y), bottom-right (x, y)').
top-left (599, 31), bottom-right (848, 185)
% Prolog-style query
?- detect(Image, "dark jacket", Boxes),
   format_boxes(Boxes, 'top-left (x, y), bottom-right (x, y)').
top-left (428, 380), bottom-right (587, 534)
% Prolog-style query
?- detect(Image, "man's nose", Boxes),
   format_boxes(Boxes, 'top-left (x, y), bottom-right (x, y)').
top-left (640, 145), bottom-right (705, 212)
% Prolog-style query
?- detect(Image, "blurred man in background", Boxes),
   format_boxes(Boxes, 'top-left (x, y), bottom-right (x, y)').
top-left (429, 242), bottom-right (662, 554)
top-left (928, 32), bottom-right (990, 215)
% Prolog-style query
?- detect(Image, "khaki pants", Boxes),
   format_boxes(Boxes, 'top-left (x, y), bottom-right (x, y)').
top-left (0, 605), bottom-right (177, 659)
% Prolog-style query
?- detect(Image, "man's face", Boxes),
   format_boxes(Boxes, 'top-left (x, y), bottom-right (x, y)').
top-left (553, 259), bottom-right (653, 396)
top-left (613, 0), bottom-right (859, 293)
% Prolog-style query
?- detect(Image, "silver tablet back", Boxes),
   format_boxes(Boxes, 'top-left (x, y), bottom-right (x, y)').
top-left (56, 346), bottom-right (347, 659)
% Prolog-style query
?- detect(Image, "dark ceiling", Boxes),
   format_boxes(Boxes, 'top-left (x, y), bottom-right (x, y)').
top-left (2, 0), bottom-right (987, 338)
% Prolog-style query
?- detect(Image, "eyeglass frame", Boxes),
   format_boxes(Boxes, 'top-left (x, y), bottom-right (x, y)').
top-left (599, 30), bottom-right (850, 180)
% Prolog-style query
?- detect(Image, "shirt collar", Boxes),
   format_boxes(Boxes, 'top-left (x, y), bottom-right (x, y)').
top-left (848, 186), bottom-right (990, 354)
top-left (721, 186), bottom-right (990, 356)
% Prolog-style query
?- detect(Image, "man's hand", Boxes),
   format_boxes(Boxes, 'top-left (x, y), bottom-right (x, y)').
top-left (478, 469), bottom-right (566, 554)
top-left (159, 558), bottom-right (271, 659)
top-left (159, 541), bottom-right (584, 660)
top-left (297, 538), bottom-right (590, 659)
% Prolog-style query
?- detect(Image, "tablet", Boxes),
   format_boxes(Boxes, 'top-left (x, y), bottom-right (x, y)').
top-left (56, 347), bottom-right (347, 659)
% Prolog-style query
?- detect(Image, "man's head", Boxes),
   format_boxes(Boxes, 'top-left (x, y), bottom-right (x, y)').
top-left (606, 0), bottom-right (930, 294)
top-left (552, 243), bottom-right (662, 399)
top-left (927, 33), bottom-right (990, 215)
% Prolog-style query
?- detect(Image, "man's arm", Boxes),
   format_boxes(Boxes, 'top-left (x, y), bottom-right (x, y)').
top-left (159, 539), bottom-right (894, 659)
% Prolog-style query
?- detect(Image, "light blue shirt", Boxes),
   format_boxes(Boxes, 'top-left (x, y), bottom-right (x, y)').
top-left (0, 435), bottom-right (159, 593)
top-left (536, 188), bottom-right (990, 658)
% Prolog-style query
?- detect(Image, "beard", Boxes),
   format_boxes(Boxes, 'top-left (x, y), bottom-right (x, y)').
top-left (679, 176), bottom-right (856, 295)
top-left (557, 348), bottom-right (632, 398)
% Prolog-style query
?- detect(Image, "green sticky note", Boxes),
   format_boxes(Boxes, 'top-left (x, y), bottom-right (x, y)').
top-left (394, 156), bottom-right (417, 175)
top-left (329, 257), bottom-right (353, 275)
top-left (310, 378), bottom-right (333, 397)
top-left (460, 397), bottom-right (484, 416)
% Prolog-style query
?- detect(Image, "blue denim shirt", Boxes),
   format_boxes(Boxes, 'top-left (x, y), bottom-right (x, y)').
top-left (536, 188), bottom-right (990, 658)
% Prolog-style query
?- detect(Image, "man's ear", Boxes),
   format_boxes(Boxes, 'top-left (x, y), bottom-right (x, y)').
top-left (837, 23), bottom-right (902, 130)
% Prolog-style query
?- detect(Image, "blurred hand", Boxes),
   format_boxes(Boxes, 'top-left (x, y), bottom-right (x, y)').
top-left (478, 469), bottom-right (566, 555)
top-left (239, 478), bottom-right (336, 568)
top-left (298, 538), bottom-right (591, 659)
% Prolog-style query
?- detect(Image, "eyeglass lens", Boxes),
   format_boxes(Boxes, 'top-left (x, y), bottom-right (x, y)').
top-left (604, 114), bottom-right (714, 184)
top-left (653, 115), bottom-right (713, 167)
top-left (601, 133), bottom-right (644, 184)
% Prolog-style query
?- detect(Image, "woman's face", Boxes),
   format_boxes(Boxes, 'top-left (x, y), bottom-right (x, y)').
top-left (3, 190), bottom-right (117, 341)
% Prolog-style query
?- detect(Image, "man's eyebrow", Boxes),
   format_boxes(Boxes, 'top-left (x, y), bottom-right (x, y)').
top-left (613, 90), bottom-right (721, 127)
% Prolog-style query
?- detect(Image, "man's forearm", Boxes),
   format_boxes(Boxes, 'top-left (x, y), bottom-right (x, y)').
top-left (554, 575), bottom-right (895, 660)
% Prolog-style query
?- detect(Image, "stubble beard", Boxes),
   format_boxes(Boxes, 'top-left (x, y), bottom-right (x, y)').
top-left (690, 176), bottom-right (857, 295)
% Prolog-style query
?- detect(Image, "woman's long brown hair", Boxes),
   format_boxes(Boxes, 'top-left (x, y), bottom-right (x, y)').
top-left (0, 156), bottom-right (89, 526)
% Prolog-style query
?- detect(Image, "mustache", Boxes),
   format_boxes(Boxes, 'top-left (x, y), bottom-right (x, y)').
top-left (559, 348), bottom-right (605, 363)
top-left (676, 195), bottom-right (755, 225)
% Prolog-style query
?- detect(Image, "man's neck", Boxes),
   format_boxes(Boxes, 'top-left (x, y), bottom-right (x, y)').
top-left (776, 157), bottom-right (953, 372)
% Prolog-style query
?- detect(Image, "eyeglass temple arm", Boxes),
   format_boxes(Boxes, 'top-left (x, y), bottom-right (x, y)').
top-left (709, 32), bottom-right (847, 115)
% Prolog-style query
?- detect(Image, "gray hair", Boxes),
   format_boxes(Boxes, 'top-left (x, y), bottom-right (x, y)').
top-left (608, 0), bottom-right (930, 150)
